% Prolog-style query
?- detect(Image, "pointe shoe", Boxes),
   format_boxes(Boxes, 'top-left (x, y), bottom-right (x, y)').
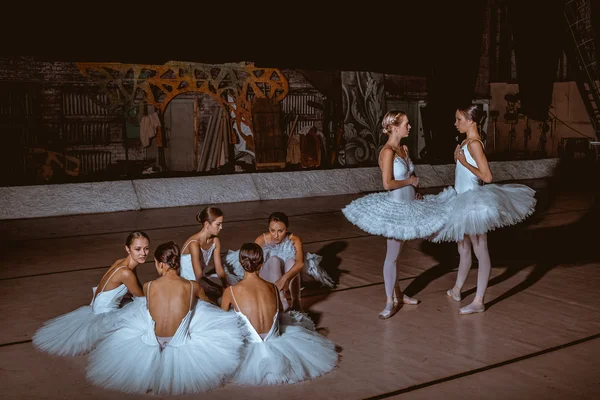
top-left (396, 294), bottom-right (419, 305)
top-left (378, 303), bottom-right (397, 319)
top-left (447, 288), bottom-right (461, 302)
top-left (459, 302), bottom-right (485, 315)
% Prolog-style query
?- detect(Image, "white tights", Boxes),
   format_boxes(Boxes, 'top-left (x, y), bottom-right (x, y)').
top-left (450, 234), bottom-right (491, 313)
top-left (259, 256), bottom-right (299, 311)
top-left (383, 239), bottom-right (404, 298)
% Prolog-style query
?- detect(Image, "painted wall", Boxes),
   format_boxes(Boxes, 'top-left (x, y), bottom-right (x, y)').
top-left (489, 82), bottom-right (595, 158)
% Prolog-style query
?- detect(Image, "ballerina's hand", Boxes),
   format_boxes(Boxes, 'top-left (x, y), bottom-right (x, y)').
top-left (410, 176), bottom-right (419, 187)
top-left (275, 276), bottom-right (289, 291)
top-left (415, 192), bottom-right (423, 200)
top-left (454, 145), bottom-right (461, 161)
top-left (457, 149), bottom-right (467, 164)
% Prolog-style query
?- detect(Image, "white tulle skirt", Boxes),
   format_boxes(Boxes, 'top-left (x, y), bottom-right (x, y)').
top-left (32, 305), bottom-right (126, 357)
top-left (224, 251), bottom-right (335, 288)
top-left (86, 299), bottom-right (245, 395)
top-left (232, 311), bottom-right (338, 386)
top-left (342, 187), bottom-right (456, 241)
top-left (431, 183), bottom-right (537, 242)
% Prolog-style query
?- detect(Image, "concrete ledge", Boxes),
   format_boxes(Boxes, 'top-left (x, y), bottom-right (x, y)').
top-left (133, 174), bottom-right (260, 209)
top-left (251, 169), bottom-right (360, 200)
top-left (347, 168), bottom-right (384, 192)
top-left (430, 164), bottom-right (456, 186)
top-left (0, 181), bottom-right (140, 220)
top-left (1, 158), bottom-right (560, 220)
top-left (414, 165), bottom-right (447, 188)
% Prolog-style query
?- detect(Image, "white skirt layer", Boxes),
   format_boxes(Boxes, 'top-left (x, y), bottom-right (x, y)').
top-left (32, 304), bottom-right (125, 357)
top-left (431, 183), bottom-right (537, 242)
top-left (224, 251), bottom-right (335, 288)
top-left (342, 187), bottom-right (456, 241)
top-left (232, 311), bottom-right (338, 386)
top-left (86, 299), bottom-right (244, 395)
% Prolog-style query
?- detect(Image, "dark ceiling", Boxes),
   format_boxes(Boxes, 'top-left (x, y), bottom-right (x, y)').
top-left (24, 1), bottom-right (591, 81)
top-left (25, 1), bottom-right (507, 76)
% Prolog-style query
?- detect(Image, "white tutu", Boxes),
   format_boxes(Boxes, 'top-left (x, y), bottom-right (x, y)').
top-left (342, 187), bottom-right (456, 241)
top-left (32, 279), bottom-right (131, 357)
top-left (86, 298), bottom-right (244, 395)
top-left (232, 311), bottom-right (338, 386)
top-left (431, 183), bottom-right (537, 242)
top-left (32, 305), bottom-right (122, 357)
top-left (225, 249), bottom-right (335, 288)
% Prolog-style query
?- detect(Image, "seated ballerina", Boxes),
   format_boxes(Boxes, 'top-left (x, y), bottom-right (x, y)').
top-left (86, 241), bottom-right (244, 396)
top-left (32, 231), bottom-right (149, 357)
top-left (224, 212), bottom-right (335, 311)
top-left (221, 243), bottom-right (338, 386)
top-left (180, 206), bottom-right (228, 302)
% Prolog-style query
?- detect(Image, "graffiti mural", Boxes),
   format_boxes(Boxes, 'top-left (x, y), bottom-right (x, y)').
top-left (77, 61), bottom-right (289, 156)
top-left (339, 71), bottom-right (386, 166)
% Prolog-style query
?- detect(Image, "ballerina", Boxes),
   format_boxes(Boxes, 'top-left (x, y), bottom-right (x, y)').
top-left (180, 206), bottom-right (227, 302)
top-left (221, 243), bottom-right (338, 385)
top-left (436, 104), bottom-right (537, 314)
top-left (224, 212), bottom-right (335, 311)
top-left (86, 241), bottom-right (244, 395)
top-left (32, 231), bottom-right (149, 356)
top-left (342, 110), bottom-right (455, 319)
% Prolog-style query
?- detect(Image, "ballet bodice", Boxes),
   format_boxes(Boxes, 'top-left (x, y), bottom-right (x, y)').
top-left (90, 266), bottom-right (129, 314)
top-left (455, 142), bottom-right (481, 194)
top-left (229, 286), bottom-right (279, 343)
top-left (263, 233), bottom-right (296, 262)
top-left (180, 240), bottom-right (216, 281)
top-left (389, 155), bottom-right (416, 202)
top-left (142, 280), bottom-right (194, 348)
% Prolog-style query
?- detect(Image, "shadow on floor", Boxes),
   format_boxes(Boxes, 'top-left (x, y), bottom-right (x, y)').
top-left (405, 161), bottom-right (600, 309)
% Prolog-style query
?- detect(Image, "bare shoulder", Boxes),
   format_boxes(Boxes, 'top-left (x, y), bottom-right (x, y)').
top-left (118, 268), bottom-right (134, 279)
top-left (222, 284), bottom-right (232, 298)
top-left (186, 240), bottom-right (201, 256)
top-left (186, 239), bottom-right (200, 249)
top-left (380, 146), bottom-right (394, 158)
top-left (467, 139), bottom-right (484, 152)
top-left (255, 233), bottom-right (266, 245)
top-left (378, 146), bottom-right (395, 166)
top-left (290, 234), bottom-right (302, 245)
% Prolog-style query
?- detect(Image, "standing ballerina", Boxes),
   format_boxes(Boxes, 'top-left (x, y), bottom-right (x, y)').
top-left (342, 111), bottom-right (455, 319)
top-left (435, 105), bottom-right (536, 314)
top-left (180, 206), bottom-right (227, 301)
top-left (368, 111), bottom-right (418, 318)
top-left (32, 231), bottom-right (149, 356)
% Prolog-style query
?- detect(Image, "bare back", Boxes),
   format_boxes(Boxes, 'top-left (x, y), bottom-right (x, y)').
top-left (146, 276), bottom-right (195, 337)
top-left (230, 277), bottom-right (279, 335)
top-left (95, 258), bottom-right (128, 295)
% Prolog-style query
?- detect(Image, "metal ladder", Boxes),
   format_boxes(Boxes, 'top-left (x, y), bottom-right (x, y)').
top-left (564, 0), bottom-right (600, 140)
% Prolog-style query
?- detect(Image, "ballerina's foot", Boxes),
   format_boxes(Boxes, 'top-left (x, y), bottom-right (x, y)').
top-left (394, 294), bottom-right (419, 306)
top-left (402, 294), bottom-right (419, 305)
top-left (378, 303), bottom-right (398, 319)
top-left (459, 302), bottom-right (485, 315)
top-left (447, 288), bottom-right (461, 302)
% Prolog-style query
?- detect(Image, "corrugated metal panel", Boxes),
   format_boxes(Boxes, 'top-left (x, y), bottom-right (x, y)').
top-left (62, 92), bottom-right (109, 115)
top-left (281, 93), bottom-right (324, 136)
top-left (61, 122), bottom-right (111, 144)
top-left (66, 150), bottom-right (112, 174)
